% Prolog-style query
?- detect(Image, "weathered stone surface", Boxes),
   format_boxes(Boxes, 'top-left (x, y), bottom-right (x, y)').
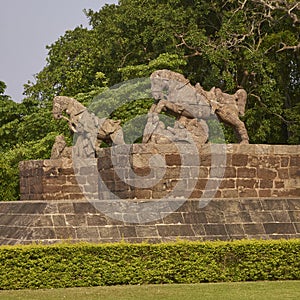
top-left (249, 212), bottom-right (274, 223)
top-left (264, 223), bottom-right (296, 234)
top-left (161, 212), bottom-right (184, 224)
top-left (204, 224), bottom-right (227, 236)
top-left (76, 227), bottom-right (100, 239)
top-left (243, 223), bottom-right (266, 235)
top-left (232, 154), bottom-right (248, 166)
top-left (118, 226), bottom-right (137, 238)
top-left (98, 227), bottom-right (120, 239)
top-left (12, 142), bottom-right (300, 245)
top-left (157, 224), bottom-right (195, 237)
top-left (271, 211), bottom-right (291, 223)
top-left (136, 225), bottom-right (159, 238)
top-left (225, 224), bottom-right (245, 236)
top-left (182, 212), bottom-right (207, 223)
top-left (52, 215), bottom-right (66, 226)
top-left (55, 227), bottom-right (76, 240)
top-left (20, 144), bottom-right (300, 201)
top-left (0, 198), bottom-right (299, 245)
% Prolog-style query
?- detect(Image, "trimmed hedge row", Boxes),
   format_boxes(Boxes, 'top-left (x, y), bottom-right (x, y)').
top-left (0, 239), bottom-right (299, 290)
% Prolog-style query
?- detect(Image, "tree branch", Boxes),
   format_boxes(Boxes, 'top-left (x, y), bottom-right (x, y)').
top-left (277, 42), bottom-right (300, 52)
top-left (175, 33), bottom-right (202, 57)
top-left (249, 93), bottom-right (290, 124)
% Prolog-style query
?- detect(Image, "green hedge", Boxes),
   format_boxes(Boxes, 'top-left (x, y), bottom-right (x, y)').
top-left (0, 240), bottom-right (299, 290)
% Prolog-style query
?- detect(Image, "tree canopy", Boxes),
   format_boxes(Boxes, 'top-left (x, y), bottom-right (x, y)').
top-left (0, 0), bottom-right (299, 200)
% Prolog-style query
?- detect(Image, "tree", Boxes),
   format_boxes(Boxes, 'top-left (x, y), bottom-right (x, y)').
top-left (1, 0), bottom-right (299, 200)
top-left (0, 133), bottom-right (58, 201)
top-left (0, 81), bottom-right (23, 151)
top-left (25, 0), bottom-right (299, 144)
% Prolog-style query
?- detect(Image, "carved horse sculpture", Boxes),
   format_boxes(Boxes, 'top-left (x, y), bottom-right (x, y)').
top-left (146, 69), bottom-right (249, 144)
top-left (52, 96), bottom-right (125, 158)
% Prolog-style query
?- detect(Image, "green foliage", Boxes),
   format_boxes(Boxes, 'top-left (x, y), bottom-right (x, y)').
top-left (0, 132), bottom-right (60, 200)
top-left (1, 1), bottom-right (299, 200)
top-left (0, 240), bottom-right (299, 290)
top-left (285, 102), bottom-right (300, 144)
top-left (23, 27), bottom-right (106, 101)
top-left (87, 77), bottom-right (153, 143)
top-left (0, 82), bottom-right (24, 151)
top-left (118, 53), bottom-right (187, 80)
top-left (0, 82), bottom-right (72, 200)
top-left (25, 0), bottom-right (300, 144)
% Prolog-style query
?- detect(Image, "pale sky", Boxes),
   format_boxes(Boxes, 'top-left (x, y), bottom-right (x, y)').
top-left (0, 0), bottom-right (118, 102)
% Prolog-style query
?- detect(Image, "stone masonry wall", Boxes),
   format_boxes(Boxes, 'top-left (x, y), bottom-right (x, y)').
top-left (19, 144), bottom-right (300, 201)
top-left (1, 143), bottom-right (298, 245)
top-left (0, 198), bottom-right (300, 245)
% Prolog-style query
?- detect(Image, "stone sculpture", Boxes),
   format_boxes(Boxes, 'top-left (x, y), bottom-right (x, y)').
top-left (195, 83), bottom-right (249, 143)
top-left (145, 69), bottom-right (249, 144)
top-left (50, 135), bottom-right (72, 159)
top-left (51, 70), bottom-right (249, 158)
top-left (143, 113), bottom-right (209, 145)
top-left (51, 96), bottom-right (125, 158)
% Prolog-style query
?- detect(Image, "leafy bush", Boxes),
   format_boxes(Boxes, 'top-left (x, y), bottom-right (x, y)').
top-left (0, 132), bottom-right (59, 201)
top-left (0, 240), bottom-right (299, 290)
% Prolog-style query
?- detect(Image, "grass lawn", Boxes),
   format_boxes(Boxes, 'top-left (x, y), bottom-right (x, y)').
top-left (0, 281), bottom-right (299, 300)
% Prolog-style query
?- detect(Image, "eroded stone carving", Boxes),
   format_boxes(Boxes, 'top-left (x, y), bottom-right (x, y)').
top-left (50, 135), bottom-right (72, 159)
top-left (143, 113), bottom-right (208, 146)
top-left (51, 70), bottom-right (249, 158)
top-left (52, 96), bottom-right (125, 158)
top-left (145, 69), bottom-right (249, 144)
top-left (195, 83), bottom-right (249, 143)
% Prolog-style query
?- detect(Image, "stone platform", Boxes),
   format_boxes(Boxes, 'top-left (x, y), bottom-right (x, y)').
top-left (19, 144), bottom-right (300, 201)
top-left (0, 143), bottom-right (298, 245)
top-left (0, 198), bottom-right (300, 245)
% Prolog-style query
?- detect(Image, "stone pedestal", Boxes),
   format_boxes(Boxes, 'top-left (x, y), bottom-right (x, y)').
top-left (19, 144), bottom-right (300, 201)
top-left (0, 143), bottom-right (298, 245)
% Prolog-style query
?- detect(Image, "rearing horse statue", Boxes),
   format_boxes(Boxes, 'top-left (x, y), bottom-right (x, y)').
top-left (52, 96), bottom-right (125, 158)
top-left (146, 69), bottom-right (249, 144)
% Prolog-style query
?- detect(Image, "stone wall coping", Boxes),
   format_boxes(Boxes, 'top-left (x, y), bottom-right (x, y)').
top-left (19, 144), bottom-right (300, 168)
top-left (1, 197), bottom-right (299, 205)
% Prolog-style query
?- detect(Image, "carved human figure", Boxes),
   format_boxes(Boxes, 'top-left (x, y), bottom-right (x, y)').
top-left (52, 96), bottom-right (125, 158)
top-left (145, 69), bottom-right (249, 144)
top-left (50, 135), bottom-right (72, 159)
top-left (195, 84), bottom-right (249, 143)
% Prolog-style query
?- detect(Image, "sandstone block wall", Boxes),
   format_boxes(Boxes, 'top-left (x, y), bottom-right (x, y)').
top-left (0, 198), bottom-right (300, 245)
top-left (19, 144), bottom-right (300, 201)
top-left (3, 144), bottom-right (299, 245)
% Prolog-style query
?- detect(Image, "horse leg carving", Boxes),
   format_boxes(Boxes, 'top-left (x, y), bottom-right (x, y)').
top-left (235, 120), bottom-right (249, 144)
top-left (216, 109), bottom-right (249, 144)
top-left (142, 113), bottom-right (160, 143)
top-left (152, 100), bottom-right (168, 113)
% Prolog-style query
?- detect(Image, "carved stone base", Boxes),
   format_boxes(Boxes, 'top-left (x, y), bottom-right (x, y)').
top-left (12, 143), bottom-right (299, 246)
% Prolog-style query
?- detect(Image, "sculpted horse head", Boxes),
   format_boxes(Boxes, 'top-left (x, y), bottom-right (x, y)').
top-left (150, 69), bottom-right (191, 101)
top-left (53, 96), bottom-right (86, 120)
top-left (53, 96), bottom-right (86, 132)
top-left (52, 95), bottom-right (125, 148)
